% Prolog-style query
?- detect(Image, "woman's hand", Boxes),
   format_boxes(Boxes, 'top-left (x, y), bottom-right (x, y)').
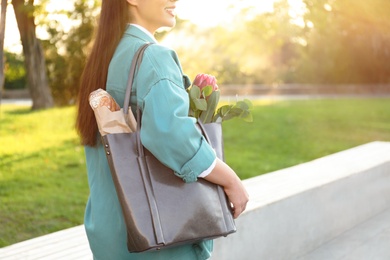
top-left (203, 158), bottom-right (249, 219)
top-left (223, 176), bottom-right (249, 219)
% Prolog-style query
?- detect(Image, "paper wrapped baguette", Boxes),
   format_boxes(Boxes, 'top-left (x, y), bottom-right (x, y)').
top-left (89, 88), bottom-right (137, 136)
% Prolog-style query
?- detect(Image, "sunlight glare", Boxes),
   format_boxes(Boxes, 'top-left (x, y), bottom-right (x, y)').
top-left (4, 0), bottom-right (306, 52)
top-left (176, 0), bottom-right (275, 27)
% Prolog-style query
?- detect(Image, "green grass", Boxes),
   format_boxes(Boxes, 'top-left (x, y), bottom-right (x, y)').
top-left (0, 105), bottom-right (88, 247)
top-left (1, 98), bottom-right (390, 247)
top-left (223, 98), bottom-right (390, 179)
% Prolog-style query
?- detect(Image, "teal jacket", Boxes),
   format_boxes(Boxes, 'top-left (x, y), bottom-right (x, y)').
top-left (84, 25), bottom-right (215, 260)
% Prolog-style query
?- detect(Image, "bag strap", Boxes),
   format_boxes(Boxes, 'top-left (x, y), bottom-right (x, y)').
top-left (123, 43), bottom-right (152, 115)
top-left (121, 42), bottom-right (212, 146)
top-left (197, 119), bottom-right (212, 143)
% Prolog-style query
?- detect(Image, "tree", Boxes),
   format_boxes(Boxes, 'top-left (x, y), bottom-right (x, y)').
top-left (4, 51), bottom-right (26, 89)
top-left (43, 0), bottom-right (174, 106)
top-left (298, 0), bottom-right (390, 83)
top-left (243, 0), bottom-right (302, 84)
top-left (170, 0), bottom-right (390, 85)
top-left (12, 0), bottom-right (53, 109)
top-left (172, 0), bottom-right (302, 85)
top-left (0, 0), bottom-right (7, 97)
top-left (42, 0), bottom-right (98, 105)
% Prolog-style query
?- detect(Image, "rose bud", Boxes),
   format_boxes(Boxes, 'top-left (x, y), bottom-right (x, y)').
top-left (193, 73), bottom-right (218, 91)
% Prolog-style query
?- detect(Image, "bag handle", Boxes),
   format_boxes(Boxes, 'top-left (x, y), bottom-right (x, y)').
top-left (123, 43), bottom-right (152, 114)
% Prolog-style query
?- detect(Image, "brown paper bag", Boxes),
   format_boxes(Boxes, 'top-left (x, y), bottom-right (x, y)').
top-left (93, 107), bottom-right (137, 136)
top-left (89, 89), bottom-right (137, 136)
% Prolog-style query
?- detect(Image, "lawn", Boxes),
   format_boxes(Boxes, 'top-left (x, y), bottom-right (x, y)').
top-left (223, 98), bottom-right (390, 179)
top-left (1, 98), bottom-right (390, 247)
top-left (0, 105), bottom-right (87, 247)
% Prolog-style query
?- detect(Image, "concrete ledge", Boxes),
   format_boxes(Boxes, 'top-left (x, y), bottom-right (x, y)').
top-left (212, 141), bottom-right (390, 259)
top-left (0, 225), bottom-right (91, 259)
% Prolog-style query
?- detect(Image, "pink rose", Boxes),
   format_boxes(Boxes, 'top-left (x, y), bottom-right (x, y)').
top-left (193, 73), bottom-right (218, 91)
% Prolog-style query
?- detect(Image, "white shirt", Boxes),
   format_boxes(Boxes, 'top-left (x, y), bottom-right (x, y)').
top-left (129, 24), bottom-right (157, 42)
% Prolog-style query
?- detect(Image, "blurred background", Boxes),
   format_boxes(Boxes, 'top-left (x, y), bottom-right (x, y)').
top-left (1, 0), bottom-right (389, 106)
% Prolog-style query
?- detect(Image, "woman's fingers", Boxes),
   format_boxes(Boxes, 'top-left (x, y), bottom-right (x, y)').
top-left (225, 182), bottom-right (249, 219)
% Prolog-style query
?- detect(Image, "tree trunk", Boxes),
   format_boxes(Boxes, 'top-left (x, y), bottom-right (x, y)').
top-left (12, 0), bottom-right (53, 109)
top-left (0, 0), bottom-right (7, 98)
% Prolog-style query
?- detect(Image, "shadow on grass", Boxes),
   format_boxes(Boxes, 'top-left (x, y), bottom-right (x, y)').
top-left (0, 106), bottom-right (35, 115)
top-left (1, 139), bottom-right (83, 169)
top-left (0, 106), bottom-right (41, 133)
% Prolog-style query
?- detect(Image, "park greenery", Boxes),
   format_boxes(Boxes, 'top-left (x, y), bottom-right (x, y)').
top-left (3, 0), bottom-right (390, 107)
top-left (1, 98), bottom-right (390, 246)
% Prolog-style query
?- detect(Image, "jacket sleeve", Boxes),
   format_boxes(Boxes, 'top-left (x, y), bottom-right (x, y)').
top-left (135, 45), bottom-right (216, 183)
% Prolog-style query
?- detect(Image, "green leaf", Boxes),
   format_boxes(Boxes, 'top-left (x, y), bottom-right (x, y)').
top-left (221, 112), bottom-right (237, 121)
top-left (213, 100), bottom-right (254, 122)
top-left (189, 85), bottom-right (201, 99)
top-left (200, 90), bottom-right (220, 123)
top-left (193, 98), bottom-right (207, 111)
top-left (188, 85), bottom-right (207, 113)
top-left (202, 86), bottom-right (213, 97)
top-left (218, 105), bottom-right (233, 117)
top-left (244, 98), bottom-right (254, 109)
top-left (229, 107), bottom-right (244, 116)
top-left (234, 100), bottom-right (250, 110)
top-left (239, 111), bottom-right (254, 122)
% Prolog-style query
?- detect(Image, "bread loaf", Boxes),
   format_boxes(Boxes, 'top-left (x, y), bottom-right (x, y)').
top-left (89, 89), bottom-right (120, 112)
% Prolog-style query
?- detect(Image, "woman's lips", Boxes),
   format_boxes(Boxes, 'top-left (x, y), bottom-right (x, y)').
top-left (165, 7), bottom-right (176, 16)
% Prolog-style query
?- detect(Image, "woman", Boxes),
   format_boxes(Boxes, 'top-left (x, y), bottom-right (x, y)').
top-left (76, 0), bottom-right (249, 259)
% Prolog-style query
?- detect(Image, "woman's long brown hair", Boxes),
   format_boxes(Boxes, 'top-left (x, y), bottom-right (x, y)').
top-left (76, 0), bottom-right (129, 146)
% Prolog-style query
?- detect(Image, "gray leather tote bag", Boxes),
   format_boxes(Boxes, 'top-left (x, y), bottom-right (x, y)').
top-left (101, 43), bottom-right (236, 253)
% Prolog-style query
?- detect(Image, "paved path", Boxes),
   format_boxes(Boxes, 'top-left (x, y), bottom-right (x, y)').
top-left (298, 207), bottom-right (390, 260)
top-left (1, 99), bottom-right (33, 106)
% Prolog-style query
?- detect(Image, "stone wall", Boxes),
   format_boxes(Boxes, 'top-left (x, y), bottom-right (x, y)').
top-left (211, 142), bottom-right (390, 260)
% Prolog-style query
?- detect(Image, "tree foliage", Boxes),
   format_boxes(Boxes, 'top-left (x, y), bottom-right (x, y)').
top-left (41, 0), bottom-right (98, 105)
top-left (172, 0), bottom-right (303, 84)
top-left (297, 0), bottom-right (390, 83)
top-left (174, 0), bottom-right (390, 85)
top-left (5, 0), bottom-right (390, 106)
top-left (4, 51), bottom-right (26, 89)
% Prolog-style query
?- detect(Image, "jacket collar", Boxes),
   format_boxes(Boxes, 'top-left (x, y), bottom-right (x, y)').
top-left (124, 24), bottom-right (158, 44)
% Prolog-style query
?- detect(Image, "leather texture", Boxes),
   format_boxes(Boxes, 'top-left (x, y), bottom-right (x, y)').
top-left (101, 44), bottom-right (236, 253)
